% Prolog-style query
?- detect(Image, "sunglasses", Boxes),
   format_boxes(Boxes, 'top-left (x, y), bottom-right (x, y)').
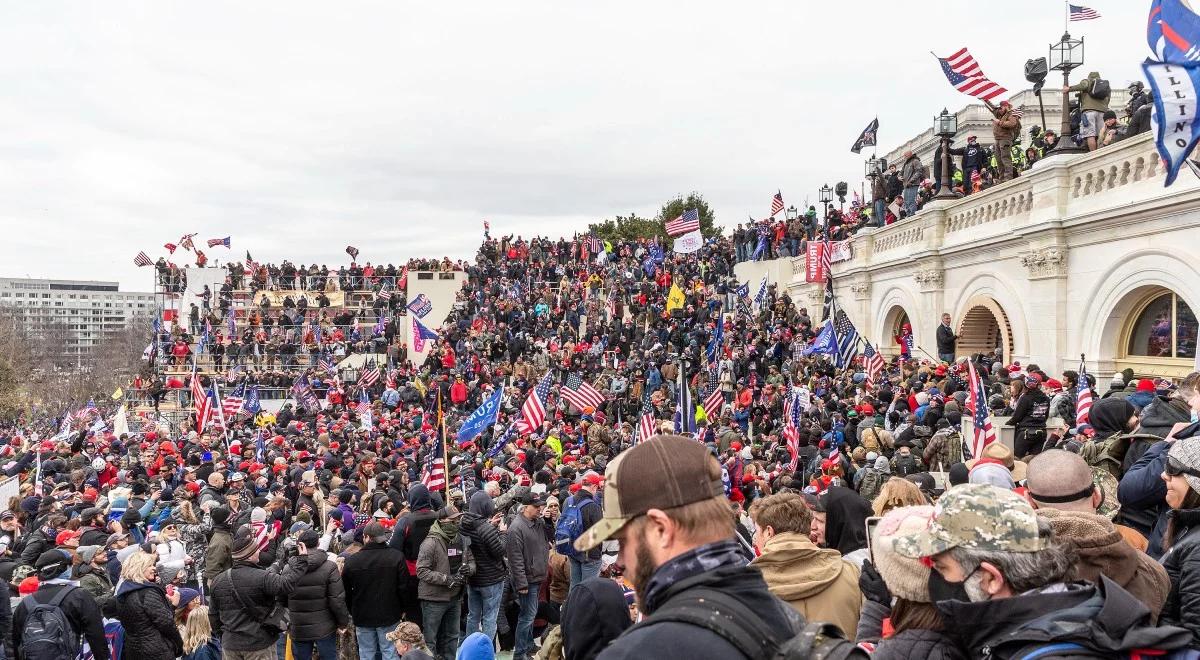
top-left (1165, 457), bottom-right (1200, 480)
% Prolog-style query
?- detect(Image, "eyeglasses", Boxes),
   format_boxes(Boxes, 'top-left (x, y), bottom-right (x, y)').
top-left (1165, 457), bottom-right (1200, 480)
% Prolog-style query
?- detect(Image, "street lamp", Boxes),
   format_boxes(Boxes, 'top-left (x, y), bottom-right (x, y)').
top-left (1049, 32), bottom-right (1086, 154)
top-left (865, 155), bottom-right (881, 179)
top-left (818, 184), bottom-right (833, 234)
top-left (785, 205), bottom-right (798, 222)
top-left (934, 108), bottom-right (958, 199)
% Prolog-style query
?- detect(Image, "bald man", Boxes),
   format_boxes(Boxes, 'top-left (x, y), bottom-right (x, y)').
top-left (1026, 450), bottom-right (1169, 623)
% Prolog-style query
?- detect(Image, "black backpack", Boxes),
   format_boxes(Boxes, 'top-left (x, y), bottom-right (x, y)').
top-left (20, 586), bottom-right (81, 660)
top-left (640, 586), bottom-right (869, 660)
top-left (1089, 78), bottom-right (1111, 100)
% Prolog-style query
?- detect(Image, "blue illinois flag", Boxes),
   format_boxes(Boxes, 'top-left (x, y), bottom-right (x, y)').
top-left (1143, 59), bottom-right (1200, 185)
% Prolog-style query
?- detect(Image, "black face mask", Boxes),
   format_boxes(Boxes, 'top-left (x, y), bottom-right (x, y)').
top-left (928, 569), bottom-right (970, 603)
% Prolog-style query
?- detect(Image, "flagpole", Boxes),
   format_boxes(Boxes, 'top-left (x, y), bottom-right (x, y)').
top-left (212, 379), bottom-right (232, 454)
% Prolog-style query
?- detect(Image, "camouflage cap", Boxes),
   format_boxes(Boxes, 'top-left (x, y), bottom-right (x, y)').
top-left (893, 483), bottom-right (1046, 558)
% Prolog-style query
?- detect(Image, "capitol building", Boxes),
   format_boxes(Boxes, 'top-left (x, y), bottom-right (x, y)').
top-left (737, 129), bottom-right (1199, 379)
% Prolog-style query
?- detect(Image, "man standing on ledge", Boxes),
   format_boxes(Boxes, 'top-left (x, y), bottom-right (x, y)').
top-left (937, 313), bottom-right (958, 364)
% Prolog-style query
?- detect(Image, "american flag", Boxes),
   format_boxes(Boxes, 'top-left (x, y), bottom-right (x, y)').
top-left (133, 252), bottom-right (153, 267)
top-left (319, 354), bottom-right (336, 373)
top-left (936, 48), bottom-right (1008, 102)
top-left (665, 209), bottom-right (700, 236)
top-left (702, 362), bottom-right (723, 420)
top-left (226, 364), bottom-right (245, 382)
top-left (637, 391), bottom-right (656, 444)
top-left (770, 191), bottom-right (785, 217)
top-left (517, 372), bottom-right (554, 434)
top-left (206, 236), bottom-right (231, 248)
top-left (357, 387), bottom-right (372, 416)
top-left (834, 310), bottom-right (860, 369)
top-left (1069, 3), bottom-right (1100, 20)
top-left (358, 363), bottom-right (380, 389)
top-left (863, 340), bottom-right (886, 385)
top-left (585, 235), bottom-right (603, 254)
top-left (163, 243), bottom-right (177, 254)
top-left (965, 359), bottom-right (998, 460)
top-left (293, 376), bottom-right (321, 413)
top-left (784, 391), bottom-right (802, 470)
top-left (179, 233), bottom-right (197, 251)
top-left (191, 369), bottom-right (211, 434)
top-left (222, 383), bottom-right (245, 418)
top-left (378, 288), bottom-right (392, 302)
top-left (421, 442), bottom-right (446, 492)
top-left (1076, 360), bottom-right (1093, 426)
top-left (562, 373), bottom-right (606, 411)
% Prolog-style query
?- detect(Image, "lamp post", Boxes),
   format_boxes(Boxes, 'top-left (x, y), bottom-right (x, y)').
top-left (1049, 31), bottom-right (1086, 154)
top-left (818, 184), bottom-right (833, 236)
top-left (785, 205), bottom-right (798, 222)
top-left (934, 108), bottom-right (958, 199)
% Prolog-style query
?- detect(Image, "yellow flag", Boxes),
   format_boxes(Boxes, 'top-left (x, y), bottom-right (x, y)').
top-left (111, 387), bottom-right (123, 400)
top-left (666, 283), bottom-right (685, 313)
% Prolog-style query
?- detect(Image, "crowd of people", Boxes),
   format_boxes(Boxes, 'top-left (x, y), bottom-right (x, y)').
top-left (5, 209), bottom-right (1200, 659)
top-left (734, 77), bottom-right (1155, 263)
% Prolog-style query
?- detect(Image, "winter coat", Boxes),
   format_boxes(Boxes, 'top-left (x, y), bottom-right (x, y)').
top-left (341, 541), bottom-right (411, 628)
top-left (507, 512), bottom-right (550, 593)
top-left (1119, 439), bottom-right (1172, 557)
top-left (114, 580), bottom-right (185, 660)
top-left (901, 155), bottom-right (923, 188)
top-left (1037, 508), bottom-right (1169, 623)
top-left (207, 555), bottom-right (306, 652)
top-left (462, 491), bottom-right (507, 587)
top-left (749, 532), bottom-right (862, 638)
top-left (857, 598), bottom-right (965, 660)
top-left (182, 639), bottom-right (222, 660)
top-left (1069, 72), bottom-right (1110, 113)
top-left (202, 525), bottom-right (232, 586)
top-left (416, 523), bottom-right (475, 602)
top-left (287, 549), bottom-right (350, 642)
top-left (13, 583), bottom-right (109, 660)
top-left (992, 106), bottom-right (1021, 141)
top-left (570, 489), bottom-right (604, 562)
top-left (1140, 397), bottom-right (1192, 440)
top-left (76, 562), bottom-right (115, 615)
top-left (1160, 508), bottom-right (1200, 647)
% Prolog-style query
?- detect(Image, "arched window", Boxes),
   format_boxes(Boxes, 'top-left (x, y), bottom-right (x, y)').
top-left (1126, 291), bottom-right (1197, 360)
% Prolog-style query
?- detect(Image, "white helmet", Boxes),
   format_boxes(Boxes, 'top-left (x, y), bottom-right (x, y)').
top-left (91, 458), bottom-right (105, 471)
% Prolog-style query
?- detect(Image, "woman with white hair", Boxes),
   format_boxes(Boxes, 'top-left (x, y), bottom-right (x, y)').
top-left (115, 550), bottom-right (185, 660)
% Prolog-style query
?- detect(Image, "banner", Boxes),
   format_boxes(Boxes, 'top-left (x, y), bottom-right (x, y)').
top-left (672, 229), bottom-right (703, 255)
top-left (407, 293), bottom-right (433, 318)
top-left (829, 240), bottom-right (853, 264)
top-left (456, 388), bottom-right (503, 445)
top-left (805, 243), bottom-right (828, 283)
top-left (412, 317), bottom-right (439, 353)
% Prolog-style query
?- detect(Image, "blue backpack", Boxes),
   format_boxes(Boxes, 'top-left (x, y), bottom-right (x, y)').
top-left (554, 495), bottom-right (596, 560)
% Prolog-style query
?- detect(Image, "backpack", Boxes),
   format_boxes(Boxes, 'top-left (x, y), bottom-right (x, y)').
top-left (644, 586), bottom-right (869, 659)
top-left (554, 495), bottom-right (596, 560)
top-left (20, 586), bottom-right (81, 660)
top-left (1089, 78), bottom-right (1111, 100)
top-left (892, 453), bottom-right (920, 477)
top-left (857, 470), bottom-right (888, 503)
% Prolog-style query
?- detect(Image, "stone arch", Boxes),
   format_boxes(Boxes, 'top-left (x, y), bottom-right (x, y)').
top-left (952, 272), bottom-right (1030, 361)
top-left (1078, 249), bottom-right (1200, 374)
top-left (956, 297), bottom-right (1014, 360)
top-left (874, 285), bottom-right (921, 352)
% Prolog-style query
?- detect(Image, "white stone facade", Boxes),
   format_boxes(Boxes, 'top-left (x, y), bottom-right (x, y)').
top-left (738, 133), bottom-right (1200, 379)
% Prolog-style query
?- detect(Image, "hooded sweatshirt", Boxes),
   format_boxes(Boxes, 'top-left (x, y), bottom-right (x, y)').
top-left (561, 577), bottom-right (633, 660)
top-left (750, 532), bottom-right (862, 638)
top-left (462, 490), bottom-right (507, 587)
top-left (1037, 508), bottom-right (1169, 623)
top-left (822, 486), bottom-right (873, 567)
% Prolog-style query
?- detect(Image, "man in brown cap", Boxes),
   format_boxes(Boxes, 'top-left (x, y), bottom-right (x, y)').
top-left (575, 435), bottom-right (823, 659)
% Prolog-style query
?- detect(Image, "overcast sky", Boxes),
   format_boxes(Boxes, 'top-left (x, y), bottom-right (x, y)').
top-left (0, 1), bottom-right (1151, 291)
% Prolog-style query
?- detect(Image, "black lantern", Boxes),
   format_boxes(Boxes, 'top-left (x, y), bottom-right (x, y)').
top-left (934, 108), bottom-right (958, 199)
top-left (818, 184), bottom-right (833, 205)
top-left (785, 205), bottom-right (798, 221)
top-left (935, 108), bottom-right (958, 139)
top-left (865, 155), bottom-right (881, 178)
top-left (1049, 32), bottom-right (1086, 154)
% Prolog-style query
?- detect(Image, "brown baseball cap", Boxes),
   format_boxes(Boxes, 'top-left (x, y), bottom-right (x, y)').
top-left (574, 434), bottom-right (723, 552)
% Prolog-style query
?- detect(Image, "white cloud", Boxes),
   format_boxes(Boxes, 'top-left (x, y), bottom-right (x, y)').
top-left (0, 1), bottom-right (1150, 290)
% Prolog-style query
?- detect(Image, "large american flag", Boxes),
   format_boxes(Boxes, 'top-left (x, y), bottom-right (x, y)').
top-left (206, 236), bottom-right (231, 248)
top-left (421, 442), bottom-right (446, 492)
top-left (770, 191), bottom-right (785, 217)
top-left (585, 235), bottom-right (603, 254)
top-left (665, 209), bottom-right (700, 236)
top-left (863, 340), bottom-right (886, 385)
top-left (562, 373), bottom-right (605, 411)
top-left (936, 48), bottom-right (1008, 102)
top-left (702, 362), bottom-right (723, 420)
top-left (191, 369), bottom-right (211, 434)
top-left (1069, 3), bottom-right (1100, 20)
top-left (358, 362), bottom-right (380, 389)
top-left (517, 372), bottom-right (554, 434)
top-left (965, 359), bottom-right (998, 459)
top-left (133, 252), bottom-right (153, 267)
top-left (637, 391), bottom-right (656, 444)
top-left (1076, 360), bottom-right (1093, 426)
top-left (783, 391), bottom-right (802, 470)
top-left (834, 310), bottom-right (860, 368)
top-left (222, 383), bottom-right (245, 418)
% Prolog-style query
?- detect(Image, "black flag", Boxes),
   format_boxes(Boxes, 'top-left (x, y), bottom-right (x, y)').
top-left (346, 245), bottom-right (360, 260)
top-left (850, 117), bottom-right (879, 154)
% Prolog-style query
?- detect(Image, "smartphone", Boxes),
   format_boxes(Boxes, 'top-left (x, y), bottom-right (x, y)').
top-left (865, 516), bottom-right (881, 564)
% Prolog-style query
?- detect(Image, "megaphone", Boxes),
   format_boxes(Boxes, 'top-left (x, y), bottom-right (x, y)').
top-left (1025, 58), bottom-right (1048, 95)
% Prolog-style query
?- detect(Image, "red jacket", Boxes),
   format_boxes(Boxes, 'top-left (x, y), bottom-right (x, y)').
top-left (450, 381), bottom-right (468, 405)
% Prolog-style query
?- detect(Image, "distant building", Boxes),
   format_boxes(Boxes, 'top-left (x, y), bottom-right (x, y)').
top-left (0, 277), bottom-right (155, 367)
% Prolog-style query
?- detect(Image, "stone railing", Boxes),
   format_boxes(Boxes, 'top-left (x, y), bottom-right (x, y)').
top-left (835, 132), bottom-right (1186, 274)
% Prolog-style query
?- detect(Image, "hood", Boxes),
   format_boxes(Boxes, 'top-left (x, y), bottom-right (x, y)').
top-left (457, 632), bottom-right (496, 660)
top-left (1139, 397), bottom-right (1191, 436)
top-left (304, 548), bottom-right (330, 572)
top-left (938, 582), bottom-right (1095, 652)
top-left (468, 489), bottom-right (495, 518)
top-left (1090, 398), bottom-right (1135, 435)
top-left (822, 486), bottom-right (872, 555)
top-left (115, 579), bottom-right (159, 599)
top-left (1036, 510), bottom-right (1139, 584)
top-left (750, 532), bottom-right (850, 600)
top-left (562, 577), bottom-right (633, 660)
top-left (407, 483), bottom-right (433, 511)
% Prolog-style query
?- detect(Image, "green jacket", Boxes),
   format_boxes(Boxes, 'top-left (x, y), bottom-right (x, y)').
top-left (1069, 72), bottom-right (1110, 113)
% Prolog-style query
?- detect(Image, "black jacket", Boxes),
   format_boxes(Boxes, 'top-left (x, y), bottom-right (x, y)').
top-left (341, 541), bottom-right (411, 628)
top-left (114, 580), bottom-right (184, 660)
top-left (208, 555), bottom-right (306, 652)
top-left (13, 582), bottom-right (109, 660)
top-left (462, 491), bottom-right (507, 587)
top-left (935, 323), bottom-right (956, 355)
top-left (571, 490), bottom-right (603, 562)
top-left (939, 577), bottom-right (1190, 658)
top-left (1138, 396), bottom-right (1191, 440)
top-left (1008, 389), bottom-right (1050, 428)
top-left (18, 529), bottom-right (51, 567)
top-left (1160, 508), bottom-right (1200, 647)
top-left (287, 549), bottom-right (350, 642)
top-left (597, 564), bottom-right (796, 660)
